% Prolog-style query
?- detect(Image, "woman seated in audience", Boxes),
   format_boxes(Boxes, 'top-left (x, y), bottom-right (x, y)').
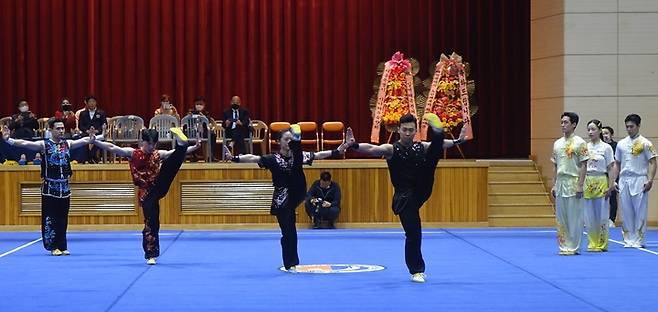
top-left (153, 94), bottom-right (180, 120)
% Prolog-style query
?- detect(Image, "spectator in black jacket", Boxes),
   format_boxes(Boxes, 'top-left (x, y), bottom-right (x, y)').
top-left (304, 171), bottom-right (341, 229)
top-left (77, 95), bottom-right (107, 163)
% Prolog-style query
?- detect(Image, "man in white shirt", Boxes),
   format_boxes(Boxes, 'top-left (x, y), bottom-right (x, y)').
top-left (551, 112), bottom-right (589, 255)
top-left (615, 114), bottom-right (657, 248)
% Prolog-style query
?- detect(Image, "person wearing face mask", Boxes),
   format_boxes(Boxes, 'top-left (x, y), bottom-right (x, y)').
top-left (222, 95), bottom-right (251, 155)
top-left (54, 98), bottom-right (79, 138)
top-left (154, 94), bottom-right (180, 120)
top-left (78, 95), bottom-right (108, 163)
top-left (187, 96), bottom-right (217, 161)
top-left (0, 99), bottom-right (40, 162)
top-left (9, 99), bottom-right (39, 139)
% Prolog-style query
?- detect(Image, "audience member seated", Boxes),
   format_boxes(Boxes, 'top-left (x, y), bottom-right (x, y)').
top-left (54, 98), bottom-right (86, 162)
top-left (154, 94), bottom-right (180, 120)
top-left (187, 96), bottom-right (217, 161)
top-left (78, 95), bottom-right (107, 163)
top-left (0, 100), bottom-right (39, 162)
top-left (304, 171), bottom-right (341, 229)
top-left (9, 99), bottom-right (38, 139)
top-left (54, 98), bottom-right (79, 139)
top-left (222, 95), bottom-right (250, 155)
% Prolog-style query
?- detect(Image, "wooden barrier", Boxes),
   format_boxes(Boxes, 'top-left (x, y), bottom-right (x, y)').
top-left (0, 160), bottom-right (488, 226)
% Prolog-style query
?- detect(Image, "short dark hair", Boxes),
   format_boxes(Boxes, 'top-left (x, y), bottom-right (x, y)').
top-left (84, 95), bottom-right (97, 103)
top-left (320, 171), bottom-right (332, 181)
top-left (141, 129), bottom-right (160, 143)
top-left (274, 128), bottom-right (292, 142)
top-left (399, 113), bottom-right (417, 125)
top-left (602, 126), bottom-right (614, 135)
top-left (624, 114), bottom-right (641, 126)
top-left (48, 118), bottom-right (65, 129)
top-left (561, 112), bottom-right (579, 126)
top-left (194, 96), bottom-right (206, 102)
top-left (17, 99), bottom-right (27, 106)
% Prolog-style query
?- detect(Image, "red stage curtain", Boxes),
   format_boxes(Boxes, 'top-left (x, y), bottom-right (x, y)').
top-left (0, 0), bottom-right (529, 158)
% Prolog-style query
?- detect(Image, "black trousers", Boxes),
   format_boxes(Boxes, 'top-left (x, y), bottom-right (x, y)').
top-left (276, 205), bottom-right (299, 269)
top-left (140, 144), bottom-right (188, 259)
top-left (227, 128), bottom-right (247, 155)
top-left (393, 127), bottom-right (443, 274)
top-left (41, 195), bottom-right (71, 251)
top-left (304, 202), bottom-right (340, 222)
top-left (396, 198), bottom-right (425, 274)
top-left (609, 190), bottom-right (618, 222)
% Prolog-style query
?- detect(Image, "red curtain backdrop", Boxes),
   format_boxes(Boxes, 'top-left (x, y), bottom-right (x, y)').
top-left (0, 0), bottom-right (529, 158)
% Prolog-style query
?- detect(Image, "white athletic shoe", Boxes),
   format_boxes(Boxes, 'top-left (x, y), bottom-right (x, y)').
top-left (146, 258), bottom-right (157, 265)
top-left (623, 243), bottom-right (633, 248)
top-left (411, 273), bottom-right (426, 283)
top-left (61, 250), bottom-right (70, 256)
top-left (287, 266), bottom-right (297, 273)
top-left (608, 220), bottom-right (615, 228)
top-left (51, 249), bottom-right (63, 256)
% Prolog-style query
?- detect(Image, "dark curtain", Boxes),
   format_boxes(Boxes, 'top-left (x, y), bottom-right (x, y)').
top-left (0, 0), bottom-right (529, 158)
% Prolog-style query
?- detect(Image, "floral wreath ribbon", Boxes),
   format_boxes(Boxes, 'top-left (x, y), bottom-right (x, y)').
top-left (370, 51), bottom-right (419, 143)
top-left (420, 53), bottom-right (474, 141)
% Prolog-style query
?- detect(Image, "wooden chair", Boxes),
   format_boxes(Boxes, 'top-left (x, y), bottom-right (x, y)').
top-left (250, 120), bottom-right (268, 154)
top-left (37, 117), bottom-right (50, 138)
top-left (268, 122), bottom-right (291, 152)
top-left (297, 121), bottom-right (319, 151)
top-left (321, 121), bottom-right (345, 151)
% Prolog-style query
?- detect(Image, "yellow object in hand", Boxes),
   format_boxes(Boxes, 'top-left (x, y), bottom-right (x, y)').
top-left (423, 113), bottom-right (443, 129)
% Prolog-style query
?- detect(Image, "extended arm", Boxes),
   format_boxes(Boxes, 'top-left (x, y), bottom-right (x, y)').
top-left (1, 125), bottom-right (44, 151)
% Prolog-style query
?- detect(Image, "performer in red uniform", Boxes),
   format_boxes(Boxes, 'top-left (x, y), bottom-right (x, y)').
top-left (92, 126), bottom-right (200, 264)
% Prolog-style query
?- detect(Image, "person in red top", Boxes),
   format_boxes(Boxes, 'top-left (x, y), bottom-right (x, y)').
top-left (92, 126), bottom-right (200, 264)
top-left (54, 98), bottom-right (78, 137)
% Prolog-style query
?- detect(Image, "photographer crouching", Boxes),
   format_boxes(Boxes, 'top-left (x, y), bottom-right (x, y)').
top-left (304, 171), bottom-right (341, 229)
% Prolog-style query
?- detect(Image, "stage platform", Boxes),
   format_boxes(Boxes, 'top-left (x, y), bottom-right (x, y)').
top-left (0, 160), bottom-right (491, 227)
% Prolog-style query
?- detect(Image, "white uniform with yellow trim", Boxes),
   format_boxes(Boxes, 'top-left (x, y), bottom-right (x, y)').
top-left (584, 141), bottom-right (614, 251)
top-left (552, 134), bottom-right (589, 255)
top-left (615, 135), bottom-right (657, 247)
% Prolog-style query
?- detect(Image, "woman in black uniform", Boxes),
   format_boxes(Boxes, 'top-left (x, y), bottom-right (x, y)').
top-left (224, 124), bottom-right (350, 272)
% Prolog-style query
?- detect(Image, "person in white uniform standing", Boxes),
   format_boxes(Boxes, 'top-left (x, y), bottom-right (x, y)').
top-left (615, 114), bottom-right (657, 248)
top-left (583, 119), bottom-right (616, 252)
top-left (551, 112), bottom-right (589, 255)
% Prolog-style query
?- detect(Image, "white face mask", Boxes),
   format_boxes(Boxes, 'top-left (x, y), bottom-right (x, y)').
top-left (162, 102), bottom-right (171, 110)
top-left (19, 106), bottom-right (29, 113)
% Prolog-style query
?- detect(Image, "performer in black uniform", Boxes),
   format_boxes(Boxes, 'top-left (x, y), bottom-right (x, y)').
top-left (348, 113), bottom-right (467, 283)
top-left (1, 120), bottom-right (100, 256)
top-left (223, 124), bottom-right (350, 271)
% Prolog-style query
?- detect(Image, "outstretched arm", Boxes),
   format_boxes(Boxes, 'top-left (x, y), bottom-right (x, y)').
top-left (421, 123), bottom-right (467, 150)
top-left (223, 145), bottom-right (261, 163)
top-left (92, 140), bottom-right (134, 158)
top-left (313, 141), bottom-right (352, 160)
top-left (1, 125), bottom-right (44, 151)
top-left (69, 126), bottom-right (104, 149)
top-left (344, 127), bottom-right (393, 158)
top-left (160, 140), bottom-right (201, 159)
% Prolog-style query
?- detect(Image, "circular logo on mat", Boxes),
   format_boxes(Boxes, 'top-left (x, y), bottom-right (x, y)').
top-left (279, 264), bottom-right (385, 274)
